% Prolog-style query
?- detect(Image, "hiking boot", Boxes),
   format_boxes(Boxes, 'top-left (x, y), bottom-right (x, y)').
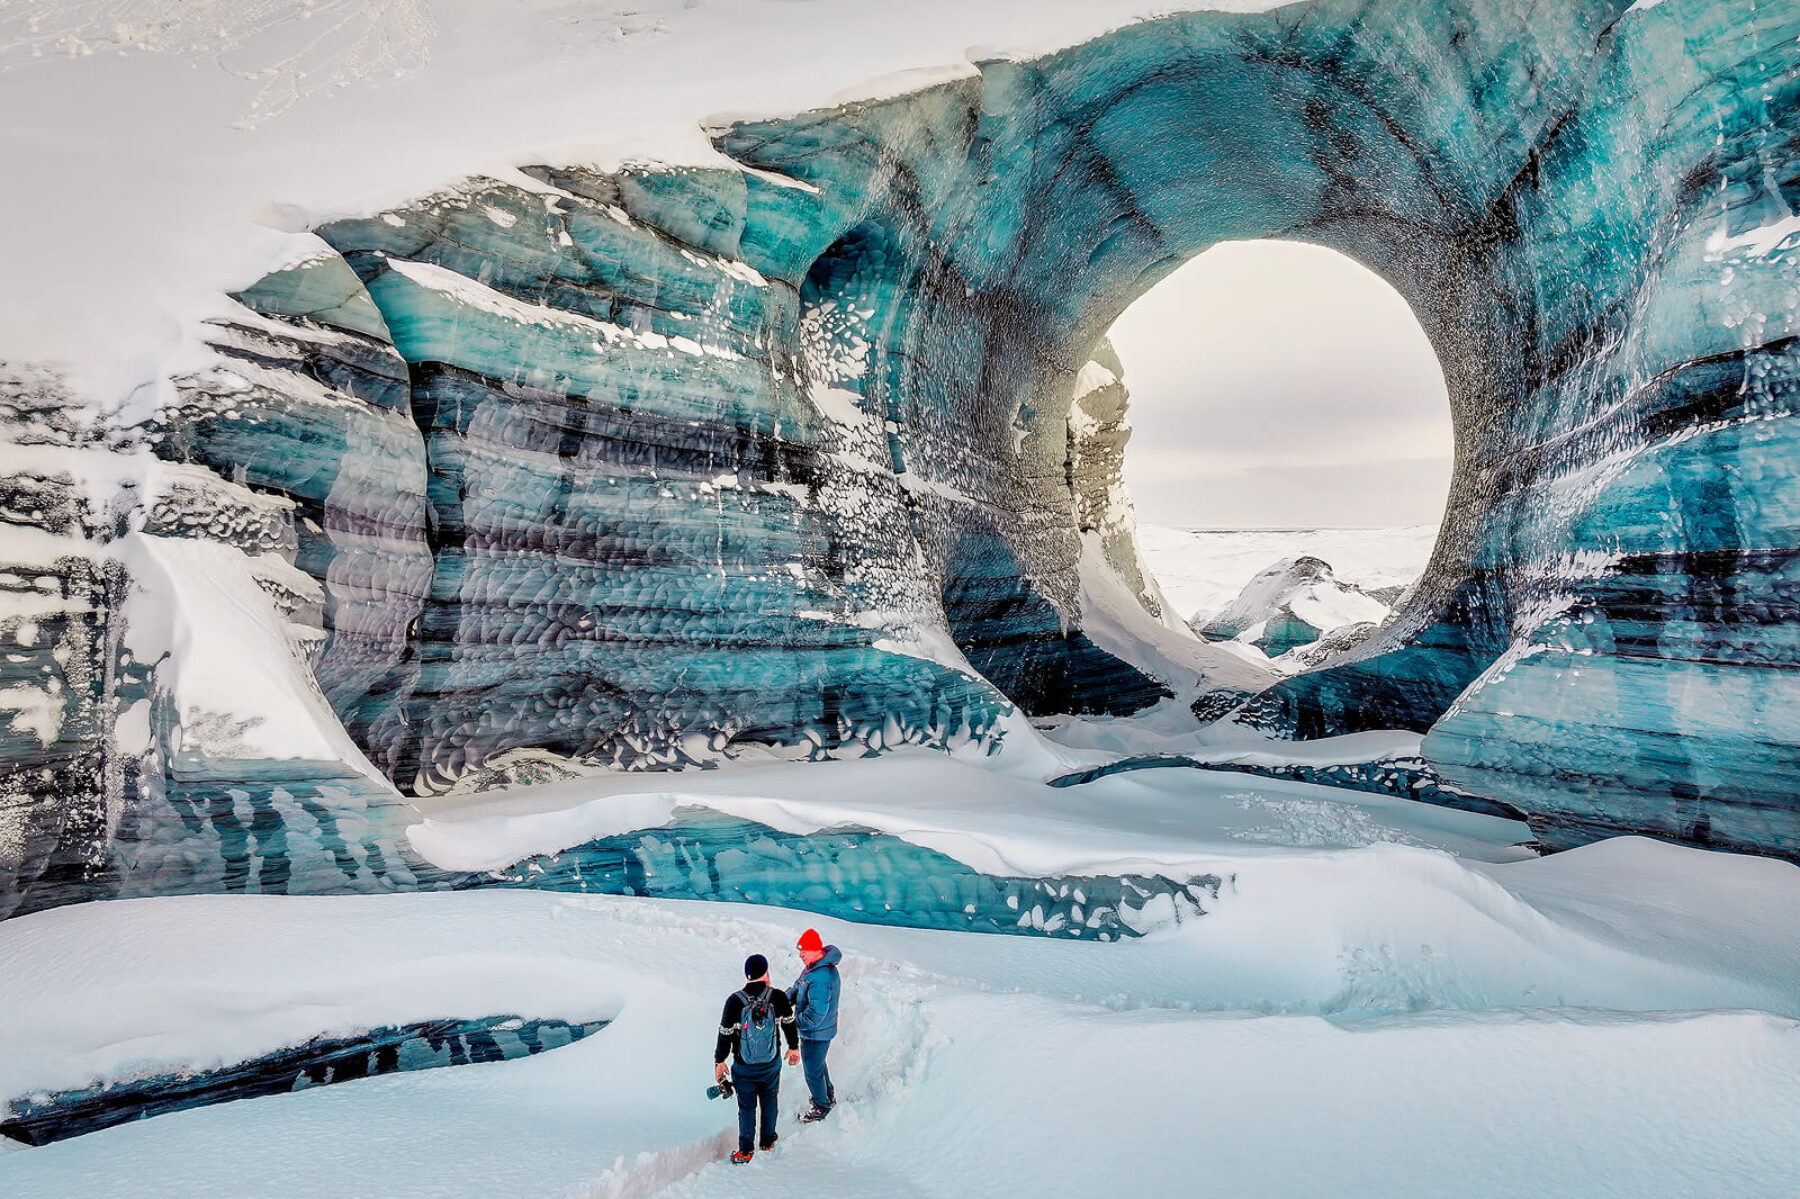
top-left (730, 1150), bottom-right (754, 1165)
top-left (799, 1103), bottom-right (831, 1123)
top-left (759, 1134), bottom-right (779, 1151)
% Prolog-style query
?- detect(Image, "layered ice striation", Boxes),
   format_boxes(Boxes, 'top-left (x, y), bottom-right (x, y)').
top-left (0, 367), bottom-right (136, 919)
top-left (2, 0), bottom-right (1798, 920)
top-left (308, 185), bottom-right (1013, 787)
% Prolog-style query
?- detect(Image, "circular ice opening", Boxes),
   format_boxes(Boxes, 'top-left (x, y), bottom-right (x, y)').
top-left (1105, 239), bottom-right (1452, 651)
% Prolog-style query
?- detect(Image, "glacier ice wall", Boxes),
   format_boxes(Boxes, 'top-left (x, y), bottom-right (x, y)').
top-left (2, 0), bottom-right (1798, 918)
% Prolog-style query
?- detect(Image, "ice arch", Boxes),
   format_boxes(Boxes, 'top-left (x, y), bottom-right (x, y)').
top-left (5, 0), bottom-right (1798, 920)
top-left (1107, 239), bottom-right (1453, 532)
top-left (683, 0), bottom-right (1797, 859)
top-left (160, 0), bottom-right (1800, 855)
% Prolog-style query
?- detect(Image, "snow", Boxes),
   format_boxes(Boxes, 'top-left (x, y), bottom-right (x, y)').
top-left (4, 4), bottom-right (1799, 1194)
top-left (1035, 691), bottom-right (1435, 768)
top-left (1137, 523), bottom-right (1439, 625)
top-left (1202, 556), bottom-right (1388, 636)
top-left (1284, 577), bottom-right (1390, 631)
top-left (1706, 211), bottom-right (1800, 259)
top-left (826, 61), bottom-right (982, 107)
top-left (407, 747), bottom-right (1533, 878)
top-left (0, 685), bottom-right (62, 747)
top-left (1073, 358), bottom-right (1119, 398)
top-left (113, 532), bottom-right (396, 778)
top-left (1072, 532), bottom-right (1275, 699)
top-left (3, 825), bottom-right (1799, 1198)
top-left (0, 0), bottom-right (1300, 409)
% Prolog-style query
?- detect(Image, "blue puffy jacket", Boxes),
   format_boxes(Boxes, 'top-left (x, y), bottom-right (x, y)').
top-left (788, 945), bottom-right (842, 1040)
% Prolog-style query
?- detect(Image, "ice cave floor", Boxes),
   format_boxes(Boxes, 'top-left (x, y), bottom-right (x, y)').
top-left (3, 754), bottom-right (1799, 1199)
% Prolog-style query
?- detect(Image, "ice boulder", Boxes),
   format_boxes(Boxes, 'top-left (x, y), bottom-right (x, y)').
top-left (1196, 557), bottom-right (1393, 660)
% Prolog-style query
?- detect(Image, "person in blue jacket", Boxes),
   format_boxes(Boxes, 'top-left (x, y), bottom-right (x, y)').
top-left (787, 928), bottom-right (842, 1121)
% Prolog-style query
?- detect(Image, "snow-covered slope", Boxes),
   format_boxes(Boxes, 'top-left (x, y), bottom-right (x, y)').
top-left (3, 825), bottom-right (1798, 1198)
top-left (403, 747), bottom-right (1537, 878)
top-left (7, 748), bottom-right (1796, 1195)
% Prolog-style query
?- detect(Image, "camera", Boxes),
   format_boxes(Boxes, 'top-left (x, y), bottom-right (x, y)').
top-left (707, 1076), bottom-right (735, 1100)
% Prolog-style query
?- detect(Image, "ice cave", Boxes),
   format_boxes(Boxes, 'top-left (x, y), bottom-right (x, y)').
top-left (3, 0), bottom-right (1799, 1191)
top-left (8, 0), bottom-right (1795, 925)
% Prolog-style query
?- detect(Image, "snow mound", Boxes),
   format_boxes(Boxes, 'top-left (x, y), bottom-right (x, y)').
top-left (2, 832), bottom-right (1798, 1198)
top-left (404, 749), bottom-right (1535, 878)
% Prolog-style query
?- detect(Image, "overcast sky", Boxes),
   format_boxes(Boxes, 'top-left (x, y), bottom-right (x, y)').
top-left (1105, 240), bottom-right (1454, 531)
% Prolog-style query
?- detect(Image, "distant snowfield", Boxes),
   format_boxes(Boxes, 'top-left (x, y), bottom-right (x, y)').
top-left (1137, 523), bottom-right (1440, 625)
top-left (3, 802), bottom-right (1799, 1197)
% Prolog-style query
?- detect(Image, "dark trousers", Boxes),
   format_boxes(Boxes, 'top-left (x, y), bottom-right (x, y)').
top-left (732, 1058), bottom-right (780, 1153)
top-left (800, 1036), bottom-right (835, 1110)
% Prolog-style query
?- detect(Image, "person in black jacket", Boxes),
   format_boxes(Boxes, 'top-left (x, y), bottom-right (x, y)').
top-left (714, 953), bottom-right (800, 1164)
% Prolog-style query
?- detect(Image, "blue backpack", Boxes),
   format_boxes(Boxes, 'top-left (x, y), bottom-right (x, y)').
top-left (735, 989), bottom-right (779, 1065)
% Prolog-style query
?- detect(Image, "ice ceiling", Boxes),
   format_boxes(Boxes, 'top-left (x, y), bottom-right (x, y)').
top-left (2, 0), bottom-right (1797, 920)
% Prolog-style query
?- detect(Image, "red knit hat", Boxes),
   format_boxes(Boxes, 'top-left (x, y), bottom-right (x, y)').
top-left (797, 928), bottom-right (823, 953)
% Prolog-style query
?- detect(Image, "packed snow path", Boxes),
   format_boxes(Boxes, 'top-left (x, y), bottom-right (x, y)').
top-left (3, 830), bottom-right (1798, 1198)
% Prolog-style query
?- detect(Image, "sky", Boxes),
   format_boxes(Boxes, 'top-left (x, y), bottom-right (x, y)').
top-left (1107, 240), bottom-right (1455, 531)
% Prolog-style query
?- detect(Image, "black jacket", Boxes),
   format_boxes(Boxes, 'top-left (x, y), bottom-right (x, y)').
top-left (714, 980), bottom-right (799, 1065)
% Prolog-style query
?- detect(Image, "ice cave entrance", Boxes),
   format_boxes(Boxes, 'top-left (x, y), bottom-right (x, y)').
top-left (1108, 240), bottom-right (1454, 666)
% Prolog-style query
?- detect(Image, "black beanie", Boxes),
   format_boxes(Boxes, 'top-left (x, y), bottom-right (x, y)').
top-left (744, 953), bottom-right (768, 979)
